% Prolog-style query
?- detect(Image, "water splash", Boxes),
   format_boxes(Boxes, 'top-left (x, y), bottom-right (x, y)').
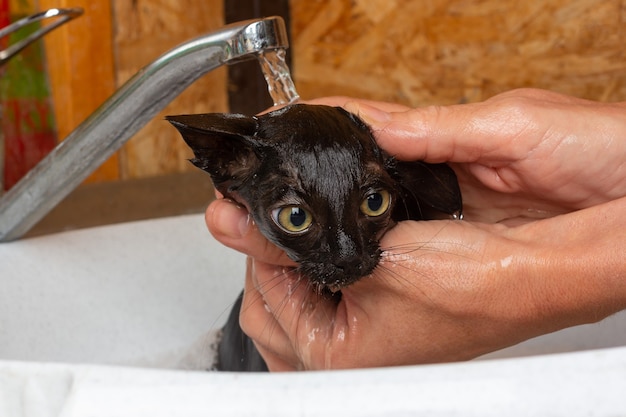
top-left (258, 48), bottom-right (300, 106)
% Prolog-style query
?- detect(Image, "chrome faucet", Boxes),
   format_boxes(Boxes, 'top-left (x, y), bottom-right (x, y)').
top-left (0, 16), bottom-right (290, 242)
top-left (0, 8), bottom-right (84, 66)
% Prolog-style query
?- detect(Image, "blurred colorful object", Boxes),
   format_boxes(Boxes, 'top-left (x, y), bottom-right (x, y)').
top-left (0, 0), bottom-right (57, 192)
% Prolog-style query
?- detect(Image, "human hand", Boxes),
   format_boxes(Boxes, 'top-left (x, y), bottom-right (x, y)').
top-left (207, 196), bottom-right (626, 370)
top-left (310, 89), bottom-right (626, 224)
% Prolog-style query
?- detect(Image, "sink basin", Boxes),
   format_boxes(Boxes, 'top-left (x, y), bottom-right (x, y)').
top-left (1, 214), bottom-right (625, 415)
top-left (0, 214), bottom-right (243, 368)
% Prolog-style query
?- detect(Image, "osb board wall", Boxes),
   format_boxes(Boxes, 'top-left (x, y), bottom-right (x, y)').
top-left (113, 0), bottom-right (227, 179)
top-left (290, 0), bottom-right (626, 106)
top-left (42, 0), bottom-right (227, 182)
top-left (40, 0), bottom-right (119, 183)
top-left (39, 0), bottom-right (626, 184)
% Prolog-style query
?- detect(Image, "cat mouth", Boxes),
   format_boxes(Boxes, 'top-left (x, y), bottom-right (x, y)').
top-left (300, 260), bottom-right (378, 292)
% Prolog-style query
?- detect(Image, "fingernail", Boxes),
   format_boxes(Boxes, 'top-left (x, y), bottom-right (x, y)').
top-left (236, 211), bottom-right (252, 238)
top-left (213, 199), bottom-right (251, 238)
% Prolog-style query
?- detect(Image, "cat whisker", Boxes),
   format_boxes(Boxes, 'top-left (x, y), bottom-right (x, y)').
top-left (241, 265), bottom-right (303, 341)
top-left (373, 260), bottom-right (444, 307)
top-left (381, 239), bottom-right (478, 261)
top-left (375, 237), bottom-right (483, 309)
top-left (244, 265), bottom-right (296, 308)
top-left (249, 263), bottom-right (345, 357)
top-left (247, 265), bottom-right (334, 346)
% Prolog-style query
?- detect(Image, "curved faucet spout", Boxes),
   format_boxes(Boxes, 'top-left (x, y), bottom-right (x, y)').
top-left (0, 16), bottom-right (289, 242)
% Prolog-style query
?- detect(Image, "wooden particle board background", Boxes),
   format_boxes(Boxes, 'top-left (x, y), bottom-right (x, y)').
top-left (39, 0), bottom-right (227, 183)
top-left (290, 0), bottom-right (626, 106)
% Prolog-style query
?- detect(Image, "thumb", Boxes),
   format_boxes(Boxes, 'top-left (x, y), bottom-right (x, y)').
top-left (205, 199), bottom-right (294, 266)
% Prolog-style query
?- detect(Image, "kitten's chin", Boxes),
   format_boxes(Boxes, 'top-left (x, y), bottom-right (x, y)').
top-left (300, 262), bottom-right (377, 293)
top-left (327, 284), bottom-right (344, 294)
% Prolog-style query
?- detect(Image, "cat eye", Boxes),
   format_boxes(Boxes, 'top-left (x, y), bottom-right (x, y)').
top-left (360, 190), bottom-right (391, 217)
top-left (272, 206), bottom-right (313, 233)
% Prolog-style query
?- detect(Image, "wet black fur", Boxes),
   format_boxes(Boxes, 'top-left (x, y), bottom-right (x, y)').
top-left (167, 104), bottom-right (462, 372)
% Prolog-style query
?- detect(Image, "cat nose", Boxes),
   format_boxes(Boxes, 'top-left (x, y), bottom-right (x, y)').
top-left (334, 258), bottom-right (364, 274)
top-left (332, 230), bottom-right (377, 277)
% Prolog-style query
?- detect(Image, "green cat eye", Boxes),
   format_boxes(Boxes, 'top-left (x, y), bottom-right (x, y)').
top-left (360, 190), bottom-right (391, 217)
top-left (272, 206), bottom-right (313, 233)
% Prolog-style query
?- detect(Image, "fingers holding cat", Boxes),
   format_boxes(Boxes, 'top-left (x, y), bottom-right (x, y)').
top-left (240, 255), bottom-right (348, 371)
top-left (205, 196), bottom-right (351, 369)
top-left (205, 199), bottom-right (308, 370)
top-left (239, 201), bottom-right (626, 370)
top-left (238, 257), bottom-right (301, 371)
top-left (313, 89), bottom-right (626, 210)
top-left (238, 218), bottom-right (546, 370)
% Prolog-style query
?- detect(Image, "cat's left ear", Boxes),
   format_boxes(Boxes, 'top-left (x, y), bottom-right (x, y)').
top-left (166, 113), bottom-right (261, 192)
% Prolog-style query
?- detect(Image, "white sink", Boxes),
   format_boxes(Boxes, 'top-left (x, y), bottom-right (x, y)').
top-left (1, 214), bottom-right (625, 416)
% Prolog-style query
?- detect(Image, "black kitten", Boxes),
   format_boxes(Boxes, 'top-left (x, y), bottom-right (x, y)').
top-left (167, 104), bottom-right (462, 371)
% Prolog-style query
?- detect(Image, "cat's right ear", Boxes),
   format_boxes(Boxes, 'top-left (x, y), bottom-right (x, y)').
top-left (166, 113), bottom-right (261, 192)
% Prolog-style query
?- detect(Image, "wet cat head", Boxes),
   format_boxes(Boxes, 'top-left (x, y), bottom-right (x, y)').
top-left (167, 104), bottom-right (462, 289)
